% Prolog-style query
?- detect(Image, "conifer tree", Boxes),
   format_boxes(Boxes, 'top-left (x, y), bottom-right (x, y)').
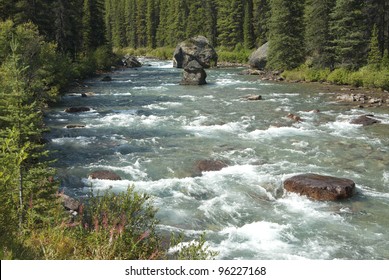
top-left (0, 39), bottom-right (56, 230)
top-left (330, 0), bottom-right (368, 70)
top-left (305, 0), bottom-right (335, 68)
top-left (243, 0), bottom-right (255, 49)
top-left (253, 0), bottom-right (270, 46)
top-left (368, 25), bottom-right (382, 70)
top-left (267, 0), bottom-right (305, 70)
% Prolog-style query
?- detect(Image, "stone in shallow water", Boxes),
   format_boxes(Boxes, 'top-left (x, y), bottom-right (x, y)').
top-left (283, 173), bottom-right (355, 201)
top-left (89, 170), bottom-right (122, 181)
top-left (350, 115), bottom-right (380, 126)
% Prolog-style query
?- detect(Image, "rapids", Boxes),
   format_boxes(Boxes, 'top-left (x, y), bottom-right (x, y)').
top-left (45, 58), bottom-right (389, 259)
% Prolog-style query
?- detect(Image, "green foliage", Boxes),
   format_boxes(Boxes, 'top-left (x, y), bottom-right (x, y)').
top-left (217, 46), bottom-right (252, 64)
top-left (267, 0), bottom-right (305, 70)
top-left (368, 25), bottom-right (382, 70)
top-left (169, 232), bottom-right (218, 260)
top-left (330, 0), bottom-right (368, 70)
top-left (305, 0), bottom-right (335, 68)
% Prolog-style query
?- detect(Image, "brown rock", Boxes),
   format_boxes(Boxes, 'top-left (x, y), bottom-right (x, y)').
top-left (287, 113), bottom-right (302, 122)
top-left (65, 124), bottom-right (86, 129)
top-left (193, 159), bottom-right (228, 176)
top-left (284, 173), bottom-right (355, 201)
top-left (89, 170), bottom-right (122, 180)
top-left (64, 107), bottom-right (91, 113)
top-left (59, 193), bottom-right (80, 212)
top-left (350, 115), bottom-right (380, 126)
top-left (243, 94), bottom-right (262, 101)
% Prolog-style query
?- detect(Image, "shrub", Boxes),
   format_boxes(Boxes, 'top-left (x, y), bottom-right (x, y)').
top-left (327, 68), bottom-right (350, 85)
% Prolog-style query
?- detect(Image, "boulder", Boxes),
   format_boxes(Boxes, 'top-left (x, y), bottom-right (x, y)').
top-left (180, 60), bottom-right (207, 85)
top-left (193, 159), bottom-right (228, 176)
top-left (242, 94), bottom-right (262, 101)
top-left (350, 115), bottom-right (381, 126)
top-left (248, 42), bottom-right (269, 70)
top-left (101, 76), bottom-right (112, 82)
top-left (173, 36), bottom-right (218, 68)
top-left (58, 193), bottom-right (80, 212)
top-left (81, 92), bottom-right (95, 97)
top-left (284, 173), bottom-right (355, 201)
top-left (122, 55), bottom-right (142, 68)
top-left (287, 113), bottom-right (302, 122)
top-left (89, 170), bottom-right (122, 180)
top-left (65, 124), bottom-right (86, 129)
top-left (64, 107), bottom-right (91, 113)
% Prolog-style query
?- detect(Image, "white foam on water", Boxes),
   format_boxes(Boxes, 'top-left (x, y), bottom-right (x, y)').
top-left (277, 193), bottom-right (338, 219)
top-left (236, 87), bottom-right (257, 91)
top-left (358, 184), bottom-right (389, 199)
top-left (51, 136), bottom-right (96, 146)
top-left (215, 221), bottom-right (293, 259)
top-left (180, 95), bottom-right (197, 101)
top-left (184, 120), bottom-right (248, 136)
top-left (215, 78), bottom-right (243, 86)
top-left (383, 171), bottom-right (389, 187)
top-left (243, 126), bottom-right (313, 140)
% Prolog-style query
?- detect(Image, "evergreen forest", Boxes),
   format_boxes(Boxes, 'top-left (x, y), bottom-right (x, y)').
top-left (1, 0), bottom-right (389, 260)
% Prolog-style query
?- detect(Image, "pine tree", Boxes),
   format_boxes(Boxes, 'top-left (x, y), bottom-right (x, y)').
top-left (217, 0), bottom-right (244, 49)
top-left (305, 0), bottom-right (335, 68)
top-left (253, 0), bottom-right (270, 46)
top-left (243, 0), bottom-right (255, 49)
top-left (330, 0), bottom-right (368, 70)
top-left (0, 39), bottom-right (56, 230)
top-left (368, 25), bottom-right (382, 70)
top-left (267, 0), bottom-right (305, 70)
top-left (146, 0), bottom-right (158, 48)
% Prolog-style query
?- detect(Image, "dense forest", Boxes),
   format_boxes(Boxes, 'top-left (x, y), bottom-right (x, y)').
top-left (1, 0), bottom-right (389, 70)
top-left (1, 0), bottom-right (389, 259)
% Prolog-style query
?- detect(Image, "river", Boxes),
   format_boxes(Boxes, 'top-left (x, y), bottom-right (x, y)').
top-left (45, 58), bottom-right (389, 260)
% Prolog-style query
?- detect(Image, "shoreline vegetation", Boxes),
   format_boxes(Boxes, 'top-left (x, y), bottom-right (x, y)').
top-left (1, 0), bottom-right (389, 260)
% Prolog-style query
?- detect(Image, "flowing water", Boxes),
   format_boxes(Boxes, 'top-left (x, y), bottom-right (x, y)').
top-left (45, 59), bottom-right (389, 260)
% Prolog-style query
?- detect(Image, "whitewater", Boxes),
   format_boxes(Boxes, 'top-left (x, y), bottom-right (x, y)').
top-left (45, 58), bottom-right (389, 259)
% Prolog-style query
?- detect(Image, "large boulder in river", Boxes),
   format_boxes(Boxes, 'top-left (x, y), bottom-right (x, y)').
top-left (248, 42), bottom-right (269, 70)
top-left (173, 36), bottom-right (218, 69)
top-left (180, 60), bottom-right (207, 85)
top-left (284, 173), bottom-right (355, 201)
top-left (89, 170), bottom-right (122, 180)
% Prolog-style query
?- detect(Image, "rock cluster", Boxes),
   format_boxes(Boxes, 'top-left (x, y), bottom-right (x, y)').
top-left (336, 93), bottom-right (389, 107)
top-left (284, 173), bottom-right (355, 201)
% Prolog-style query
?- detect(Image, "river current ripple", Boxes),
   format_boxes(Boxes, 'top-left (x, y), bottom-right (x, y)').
top-left (45, 59), bottom-right (389, 259)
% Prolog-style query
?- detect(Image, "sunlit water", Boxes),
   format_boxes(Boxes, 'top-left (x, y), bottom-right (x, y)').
top-left (45, 58), bottom-right (389, 259)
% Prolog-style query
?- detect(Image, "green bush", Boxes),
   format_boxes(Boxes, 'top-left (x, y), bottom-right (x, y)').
top-left (327, 68), bottom-right (351, 85)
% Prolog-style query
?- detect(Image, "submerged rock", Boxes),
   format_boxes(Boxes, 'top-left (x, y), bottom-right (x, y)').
top-left (64, 107), bottom-right (91, 113)
top-left (350, 115), bottom-right (380, 126)
top-left (173, 35), bottom-right (218, 68)
top-left (242, 94), bottom-right (262, 101)
top-left (89, 170), bottom-right (122, 181)
top-left (192, 159), bottom-right (228, 176)
top-left (101, 76), bottom-right (112, 82)
top-left (180, 60), bottom-right (207, 85)
top-left (65, 124), bottom-right (86, 129)
top-left (284, 173), bottom-right (355, 201)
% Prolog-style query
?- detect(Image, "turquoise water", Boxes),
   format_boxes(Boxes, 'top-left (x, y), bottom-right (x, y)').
top-left (45, 59), bottom-right (389, 259)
